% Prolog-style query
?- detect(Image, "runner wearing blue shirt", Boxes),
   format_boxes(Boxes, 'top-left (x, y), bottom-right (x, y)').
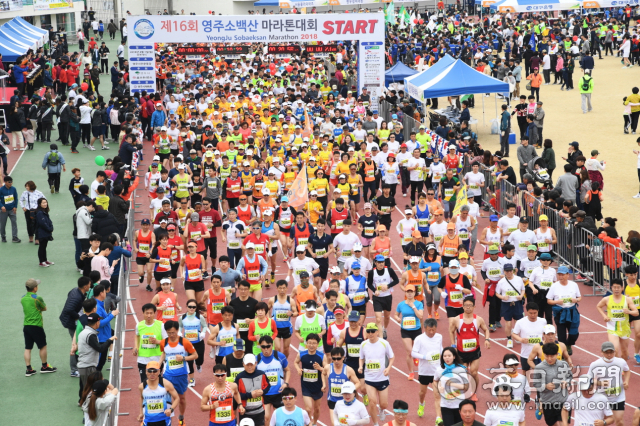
top-left (394, 285), bottom-right (424, 381)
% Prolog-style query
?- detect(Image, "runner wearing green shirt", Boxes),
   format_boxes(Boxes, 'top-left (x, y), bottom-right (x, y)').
top-left (21, 278), bottom-right (57, 376)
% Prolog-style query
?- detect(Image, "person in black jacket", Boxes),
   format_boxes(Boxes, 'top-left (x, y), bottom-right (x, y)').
top-left (108, 185), bottom-right (129, 237)
top-left (38, 101), bottom-right (55, 143)
top-left (34, 197), bottom-right (54, 266)
top-left (118, 133), bottom-right (136, 166)
top-left (69, 105), bottom-right (81, 153)
top-left (91, 206), bottom-right (120, 242)
top-left (57, 95), bottom-right (71, 146)
top-left (59, 276), bottom-right (92, 377)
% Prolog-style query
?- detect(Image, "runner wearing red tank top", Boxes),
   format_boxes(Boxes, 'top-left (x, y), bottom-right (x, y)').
top-left (448, 297), bottom-right (490, 403)
top-left (387, 400), bottom-right (416, 426)
top-left (133, 219), bottom-right (156, 291)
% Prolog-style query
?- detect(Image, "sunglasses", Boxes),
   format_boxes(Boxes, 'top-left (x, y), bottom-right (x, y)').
top-left (282, 396), bottom-right (295, 401)
top-left (331, 357), bottom-right (343, 361)
top-left (366, 330), bottom-right (377, 333)
top-left (214, 373), bottom-right (227, 377)
top-left (261, 345), bottom-right (272, 349)
top-left (187, 305), bottom-right (197, 309)
top-left (146, 369), bottom-right (159, 373)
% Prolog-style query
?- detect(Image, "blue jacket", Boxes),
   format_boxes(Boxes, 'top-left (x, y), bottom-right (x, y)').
top-left (150, 110), bottom-right (166, 129)
top-left (0, 184), bottom-right (18, 210)
top-left (108, 245), bottom-right (131, 276)
top-left (35, 210), bottom-right (53, 240)
top-left (42, 150), bottom-right (66, 173)
top-left (110, 66), bottom-right (119, 84)
top-left (552, 304), bottom-right (580, 335)
top-left (43, 69), bottom-right (53, 87)
top-left (96, 299), bottom-right (114, 343)
top-left (13, 65), bottom-right (28, 83)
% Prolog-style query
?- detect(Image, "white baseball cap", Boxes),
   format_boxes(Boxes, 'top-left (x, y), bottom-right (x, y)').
top-left (296, 245), bottom-right (307, 253)
top-left (245, 242), bottom-right (255, 249)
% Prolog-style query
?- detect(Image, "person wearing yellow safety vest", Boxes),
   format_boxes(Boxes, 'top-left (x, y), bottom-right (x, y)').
top-left (579, 69), bottom-right (594, 114)
top-left (415, 126), bottom-right (432, 157)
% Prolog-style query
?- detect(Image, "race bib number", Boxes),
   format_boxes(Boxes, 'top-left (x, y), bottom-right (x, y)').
top-left (146, 398), bottom-right (164, 414)
top-left (139, 244), bottom-right (150, 254)
top-left (315, 249), bottom-right (327, 256)
top-left (208, 181), bottom-right (217, 189)
top-left (215, 407), bottom-right (232, 422)
top-left (418, 219), bottom-right (429, 228)
top-left (162, 305), bottom-right (175, 319)
top-left (450, 291), bottom-right (463, 301)
top-left (335, 220), bottom-right (344, 229)
top-left (444, 247), bottom-right (457, 257)
top-left (632, 296), bottom-right (640, 307)
top-left (610, 308), bottom-right (625, 321)
top-left (168, 355), bottom-right (184, 370)
top-left (459, 232), bottom-right (469, 240)
top-left (507, 227), bottom-right (517, 233)
top-left (281, 218), bottom-right (291, 227)
top-left (505, 290), bottom-right (519, 297)
top-left (298, 238), bottom-right (309, 247)
top-left (243, 182), bottom-right (252, 191)
top-left (540, 281), bottom-right (552, 289)
top-left (402, 316), bottom-right (417, 329)
top-left (434, 235), bottom-right (443, 243)
top-left (469, 184), bottom-right (478, 190)
top-left (303, 368), bottom-right (319, 382)
top-left (462, 338), bottom-right (477, 352)
top-left (380, 206), bottom-right (390, 213)
top-left (275, 310), bottom-right (289, 321)
top-left (185, 330), bottom-right (198, 341)
top-left (444, 188), bottom-right (454, 199)
top-left (141, 334), bottom-right (157, 349)
top-left (212, 302), bottom-right (224, 314)
top-left (347, 344), bottom-right (360, 357)
top-left (366, 359), bottom-right (381, 372)
top-left (266, 372), bottom-right (278, 384)
top-left (561, 295), bottom-right (573, 306)
top-left (364, 227), bottom-right (375, 236)
top-left (427, 272), bottom-right (439, 281)
top-left (353, 291), bottom-right (367, 304)
top-left (428, 351), bottom-right (440, 364)
top-left (537, 242), bottom-right (548, 248)
top-left (342, 249), bottom-right (352, 258)
top-left (190, 231), bottom-right (201, 240)
top-left (229, 241), bottom-right (241, 249)
top-left (488, 269), bottom-right (501, 277)
top-left (188, 269), bottom-right (202, 281)
top-left (236, 319), bottom-right (249, 331)
top-left (231, 184), bottom-right (241, 192)
top-left (331, 385), bottom-right (342, 397)
top-left (247, 270), bottom-right (260, 280)
top-left (220, 336), bottom-right (234, 347)
top-left (403, 236), bottom-right (413, 244)
top-left (159, 258), bottom-right (170, 269)
top-left (528, 335), bottom-right (542, 344)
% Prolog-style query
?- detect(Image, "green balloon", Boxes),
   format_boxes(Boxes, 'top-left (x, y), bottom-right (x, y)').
top-left (95, 155), bottom-right (105, 166)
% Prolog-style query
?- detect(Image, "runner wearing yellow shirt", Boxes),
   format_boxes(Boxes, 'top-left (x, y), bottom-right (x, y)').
top-left (305, 191), bottom-right (324, 225)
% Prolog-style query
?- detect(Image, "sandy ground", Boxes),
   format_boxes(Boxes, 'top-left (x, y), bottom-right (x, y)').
top-left (461, 53), bottom-right (639, 236)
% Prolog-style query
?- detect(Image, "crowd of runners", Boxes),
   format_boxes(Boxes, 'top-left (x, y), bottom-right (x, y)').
top-left (13, 3), bottom-right (640, 426)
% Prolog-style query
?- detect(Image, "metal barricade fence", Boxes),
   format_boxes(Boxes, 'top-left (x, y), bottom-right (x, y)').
top-left (460, 156), bottom-right (612, 295)
top-left (106, 205), bottom-right (135, 426)
top-left (379, 100), bottom-right (392, 124)
top-left (403, 114), bottom-right (420, 142)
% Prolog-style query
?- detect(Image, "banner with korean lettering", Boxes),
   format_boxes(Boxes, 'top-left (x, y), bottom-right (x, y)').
top-left (129, 45), bottom-right (156, 95)
top-left (286, 166), bottom-right (309, 209)
top-left (0, 0), bottom-right (23, 12)
top-left (358, 41), bottom-right (385, 112)
top-left (127, 13), bottom-right (385, 44)
top-left (279, 0), bottom-right (411, 6)
top-left (33, 0), bottom-right (73, 11)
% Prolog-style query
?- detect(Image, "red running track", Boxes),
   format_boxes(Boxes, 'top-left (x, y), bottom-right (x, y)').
top-left (117, 150), bottom-right (640, 426)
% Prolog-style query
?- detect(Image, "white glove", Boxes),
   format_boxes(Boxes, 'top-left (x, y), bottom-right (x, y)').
top-left (199, 332), bottom-right (207, 341)
top-left (346, 419), bottom-right (358, 426)
top-left (285, 276), bottom-right (290, 282)
top-left (440, 291), bottom-right (448, 299)
top-left (455, 285), bottom-right (463, 291)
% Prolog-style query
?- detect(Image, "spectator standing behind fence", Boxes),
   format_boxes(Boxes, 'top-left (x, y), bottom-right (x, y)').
top-left (499, 104), bottom-right (511, 157)
top-left (555, 164), bottom-right (580, 205)
top-left (517, 136), bottom-right (536, 181)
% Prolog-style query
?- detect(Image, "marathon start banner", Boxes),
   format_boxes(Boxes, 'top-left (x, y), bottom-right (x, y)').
top-left (126, 13), bottom-right (386, 105)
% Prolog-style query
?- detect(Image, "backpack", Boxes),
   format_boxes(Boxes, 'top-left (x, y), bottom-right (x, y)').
top-left (581, 76), bottom-right (591, 91)
top-left (48, 151), bottom-right (59, 165)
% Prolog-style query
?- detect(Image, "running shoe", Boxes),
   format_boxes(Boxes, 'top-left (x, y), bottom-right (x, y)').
top-left (40, 364), bottom-right (57, 373)
top-left (39, 262), bottom-right (50, 267)
top-left (197, 365), bottom-right (202, 373)
top-left (179, 415), bottom-right (185, 426)
top-left (26, 368), bottom-right (37, 377)
top-left (50, 184), bottom-right (55, 194)
top-left (139, 274), bottom-right (145, 283)
top-left (413, 358), bottom-right (419, 367)
top-left (408, 373), bottom-right (415, 381)
top-left (146, 285), bottom-right (153, 292)
top-left (70, 371), bottom-right (80, 378)
top-left (470, 394), bottom-right (478, 402)
top-left (435, 417), bottom-right (444, 426)
top-left (379, 407), bottom-right (386, 422)
top-left (45, 261), bottom-right (55, 266)
top-left (363, 394), bottom-right (369, 406)
top-left (427, 314), bottom-right (432, 319)
top-left (507, 339), bottom-right (513, 349)
top-left (634, 354), bottom-right (640, 364)
top-left (417, 403), bottom-right (425, 417)
top-left (383, 330), bottom-right (387, 339)
top-left (495, 322), bottom-right (502, 328)
top-left (567, 345), bottom-right (573, 356)
top-left (189, 378), bottom-right (195, 387)
top-left (535, 408), bottom-right (543, 420)
top-left (434, 311), bottom-right (440, 319)
top-left (210, 347), bottom-right (215, 359)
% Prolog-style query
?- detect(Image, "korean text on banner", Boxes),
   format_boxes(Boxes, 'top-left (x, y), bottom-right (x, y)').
top-left (452, 185), bottom-right (468, 217)
top-left (129, 45), bottom-right (156, 95)
top-left (126, 14), bottom-right (385, 44)
top-left (286, 167), bottom-right (309, 209)
top-left (358, 41), bottom-right (385, 112)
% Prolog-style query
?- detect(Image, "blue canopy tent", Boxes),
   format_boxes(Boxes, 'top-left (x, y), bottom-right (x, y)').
top-left (12, 17), bottom-right (48, 40)
top-left (404, 54), bottom-right (455, 101)
top-left (253, 0), bottom-right (278, 5)
top-left (385, 62), bottom-right (418, 86)
top-left (417, 59), bottom-right (509, 99)
top-left (0, 25), bottom-right (39, 50)
top-left (3, 20), bottom-right (45, 47)
top-left (0, 31), bottom-right (29, 62)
